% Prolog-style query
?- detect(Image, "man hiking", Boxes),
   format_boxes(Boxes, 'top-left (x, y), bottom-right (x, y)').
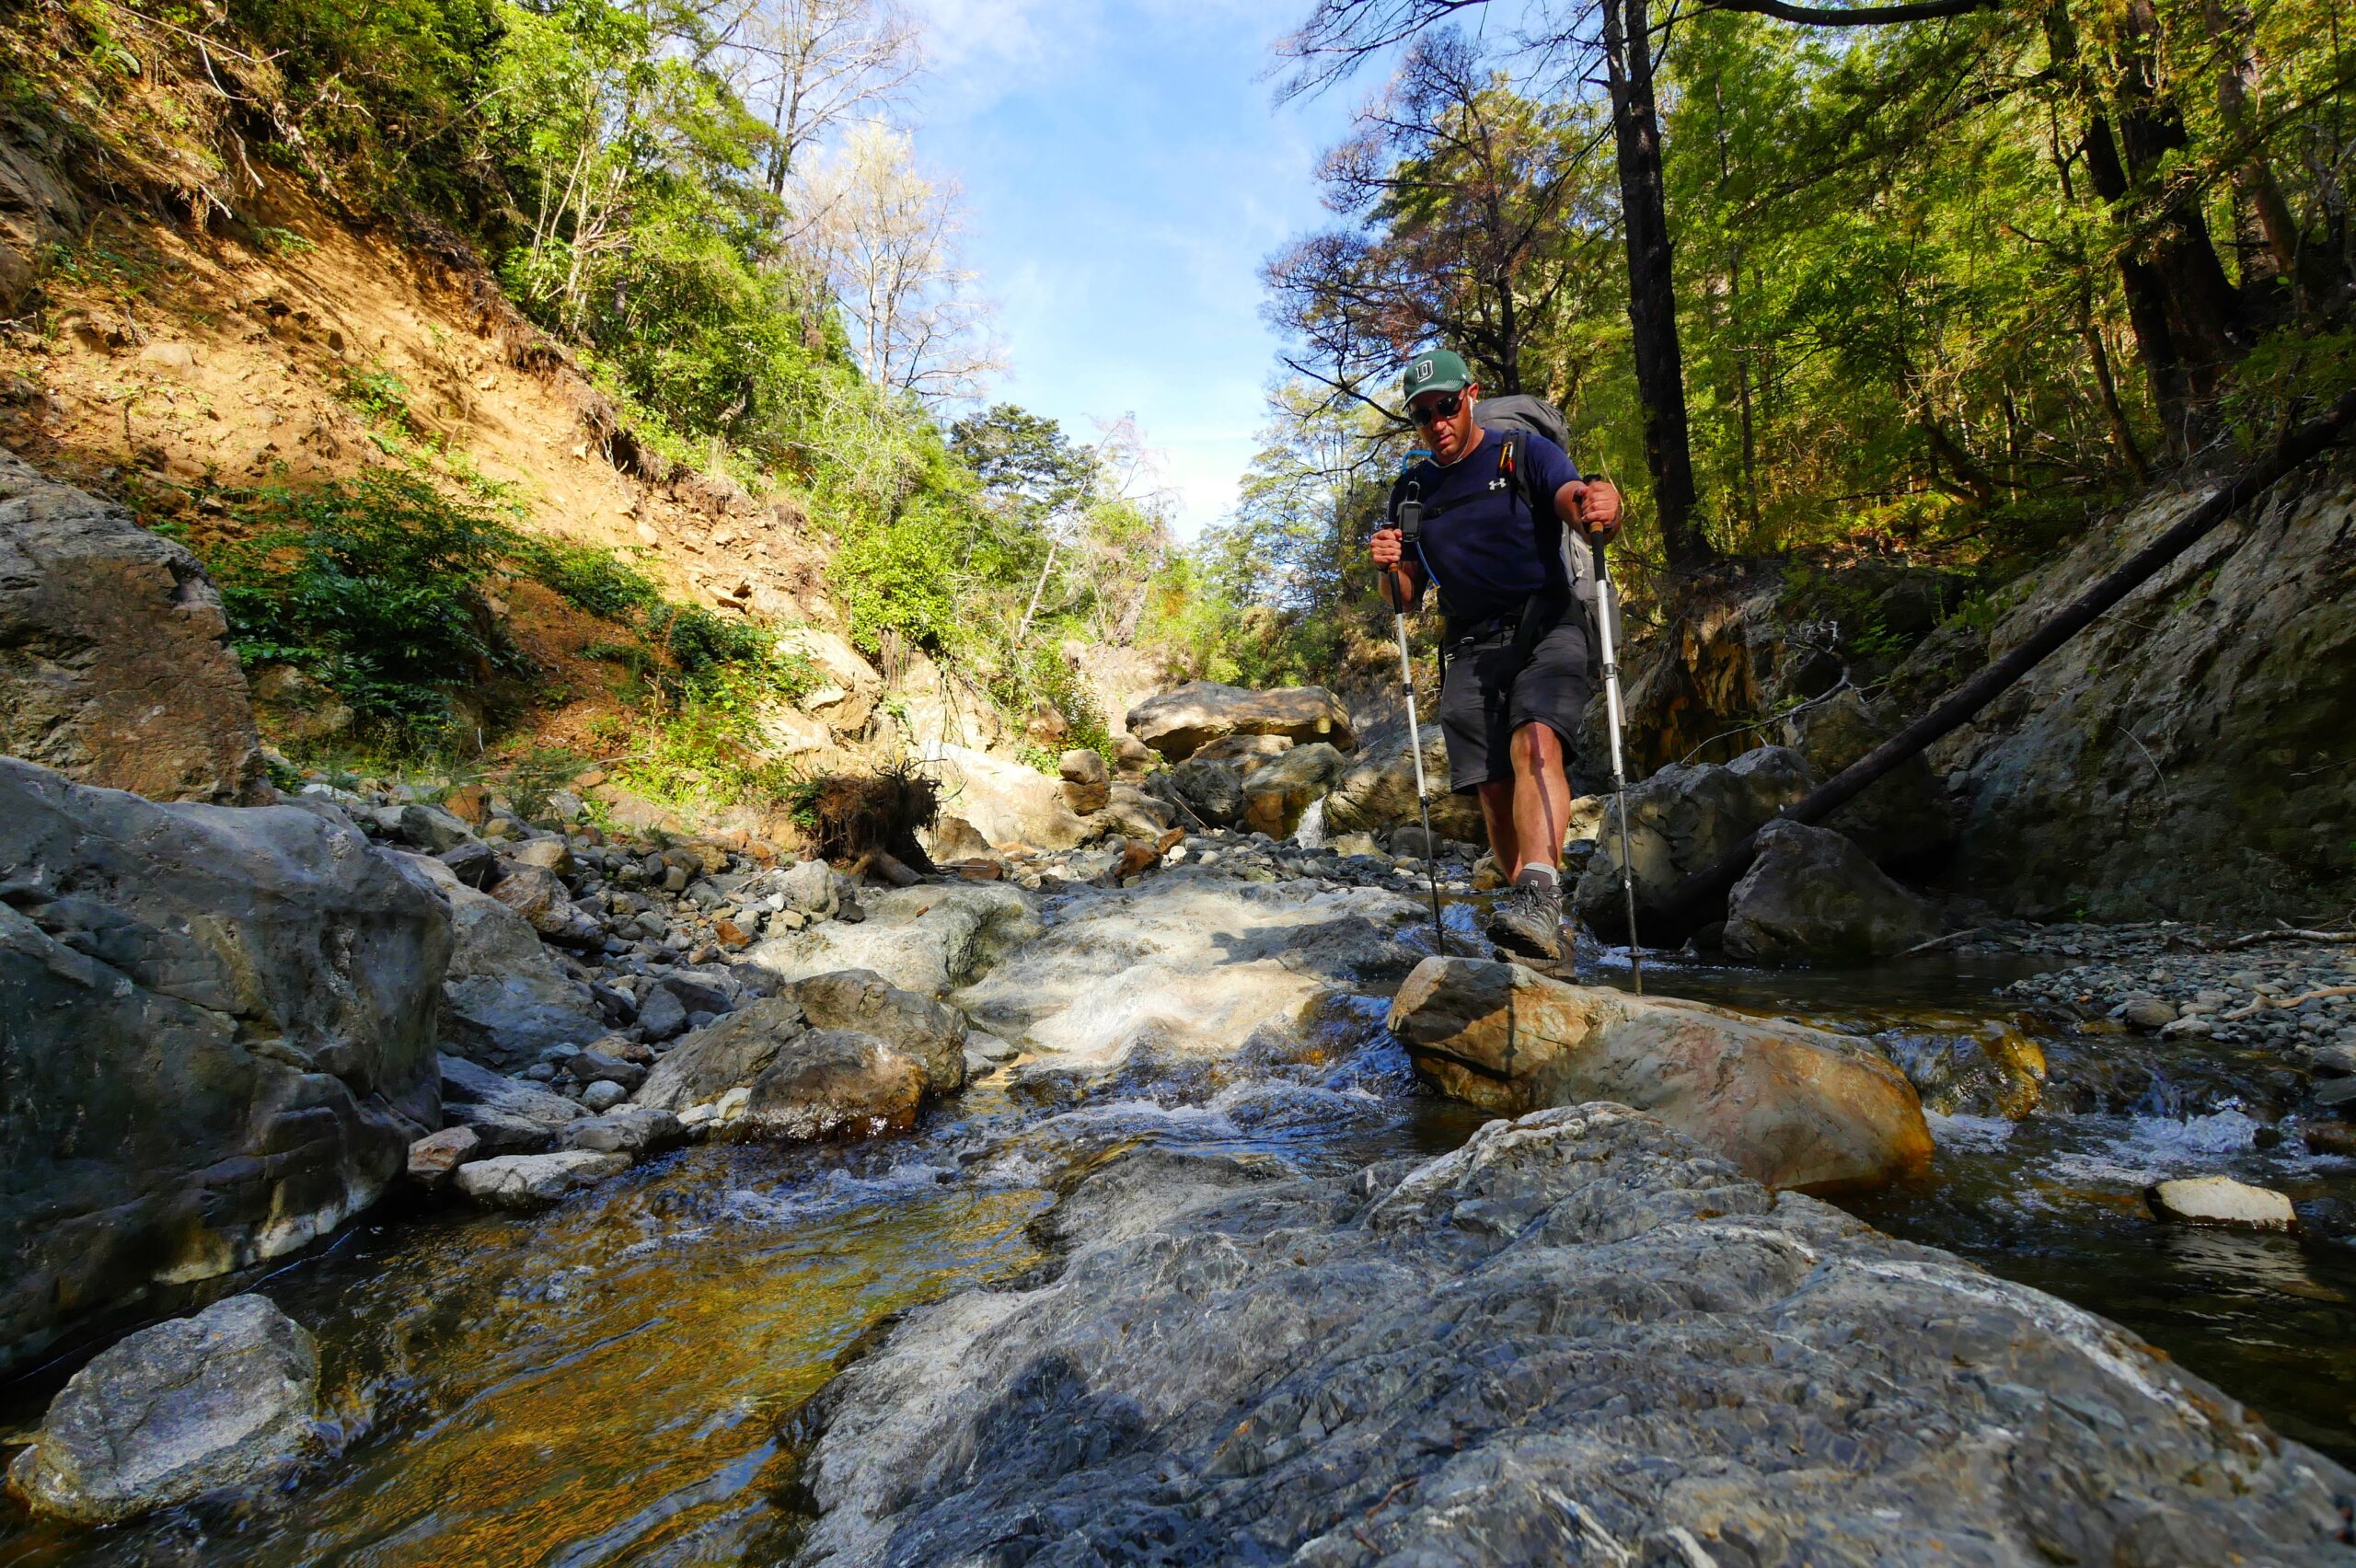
top-left (1371, 348), bottom-right (1623, 962)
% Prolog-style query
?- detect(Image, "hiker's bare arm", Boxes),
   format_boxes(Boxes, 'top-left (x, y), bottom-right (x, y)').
top-left (1371, 528), bottom-right (1419, 611)
top-left (1557, 478), bottom-right (1623, 544)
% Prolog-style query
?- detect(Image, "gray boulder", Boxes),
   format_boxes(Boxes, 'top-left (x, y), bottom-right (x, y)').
top-left (777, 858), bottom-right (842, 917)
top-left (746, 883), bottom-right (1040, 997)
top-left (786, 968), bottom-right (967, 1094)
top-left (1789, 689), bottom-right (1952, 870)
top-left (1318, 722), bottom-right (1487, 845)
top-left (1724, 818), bottom-right (1940, 963)
top-left (1240, 741), bottom-right (1346, 838)
top-left (488, 862), bottom-right (603, 948)
top-left (1572, 744), bottom-right (1812, 937)
top-left (793, 1105), bottom-right (2355, 1567)
top-left (437, 1054), bottom-right (583, 1153)
top-left (1125, 681), bottom-right (1356, 761)
top-left (437, 883), bottom-right (608, 1069)
top-left (563, 1106), bottom-right (687, 1158)
top-left (635, 997), bottom-right (810, 1113)
top-left (452, 1150), bottom-right (629, 1209)
top-left (0, 449), bottom-right (269, 804)
top-left (1169, 756), bottom-right (1245, 828)
top-left (7, 1295), bottom-right (321, 1525)
top-left (636, 997), bottom-right (936, 1142)
top-left (0, 758), bottom-right (448, 1375)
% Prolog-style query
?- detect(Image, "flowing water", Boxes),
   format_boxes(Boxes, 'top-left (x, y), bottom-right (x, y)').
top-left (6, 935), bottom-right (2354, 1564)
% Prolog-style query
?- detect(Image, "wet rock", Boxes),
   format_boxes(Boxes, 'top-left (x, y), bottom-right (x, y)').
top-left (0, 758), bottom-right (448, 1374)
top-left (1389, 956), bottom-right (1933, 1191)
top-left (0, 450), bottom-right (270, 804)
top-left (438, 1054), bottom-right (584, 1153)
top-left (1572, 744), bottom-right (1812, 939)
top-left (747, 883), bottom-right (1041, 997)
top-left (1126, 681), bottom-right (1355, 761)
top-left (926, 743), bottom-right (1090, 850)
top-left (563, 1106), bottom-right (687, 1158)
top-left (7, 1295), bottom-right (322, 1526)
top-left (406, 1126), bottom-right (481, 1190)
top-left (453, 1150), bottom-right (630, 1209)
top-left (1240, 742), bottom-right (1346, 838)
top-left (953, 869), bottom-right (1421, 1072)
top-left (786, 969), bottom-right (967, 1094)
top-left (1722, 819), bottom-right (1939, 963)
top-left (795, 1105), bottom-right (2351, 1568)
top-left (726, 1028), bottom-right (928, 1140)
top-left (2147, 1176), bottom-right (2297, 1230)
top-left (1170, 756), bottom-right (1244, 827)
top-left (636, 997), bottom-right (810, 1112)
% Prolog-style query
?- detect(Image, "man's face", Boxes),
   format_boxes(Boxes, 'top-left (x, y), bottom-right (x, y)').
top-left (1411, 383), bottom-right (1477, 463)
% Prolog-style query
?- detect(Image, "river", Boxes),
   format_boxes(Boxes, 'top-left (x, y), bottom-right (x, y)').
top-left (5, 934), bottom-right (2352, 1565)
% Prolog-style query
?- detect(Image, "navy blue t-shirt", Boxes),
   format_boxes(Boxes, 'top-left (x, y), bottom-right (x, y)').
top-left (1398, 427), bottom-right (1581, 626)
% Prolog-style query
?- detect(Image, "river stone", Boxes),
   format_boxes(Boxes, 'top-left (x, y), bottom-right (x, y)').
top-left (777, 858), bottom-right (841, 917)
top-left (1722, 818), bottom-right (1939, 963)
top-left (792, 1104), bottom-right (2356, 1568)
top-left (1389, 957), bottom-right (1932, 1191)
top-left (746, 883), bottom-right (1041, 997)
top-left (406, 1125), bottom-right (481, 1190)
top-left (7, 1295), bottom-right (321, 1525)
top-left (786, 968), bottom-right (967, 1094)
top-left (0, 758), bottom-right (449, 1375)
top-left (1241, 742), bottom-right (1347, 838)
top-left (636, 997), bottom-right (811, 1112)
top-left (581, 1079), bottom-right (629, 1113)
top-left (505, 836), bottom-right (575, 876)
top-left (953, 868), bottom-right (1422, 1072)
top-left (453, 1149), bottom-right (630, 1209)
top-left (0, 449), bottom-right (270, 804)
top-left (730, 1027), bottom-right (928, 1141)
top-left (1126, 681), bottom-right (1356, 761)
top-left (1170, 756), bottom-right (1245, 828)
top-left (1573, 744), bottom-right (1813, 940)
top-left (438, 1054), bottom-right (584, 1153)
top-left (488, 862), bottom-right (603, 948)
top-left (637, 985), bottom-right (691, 1042)
top-left (563, 1106), bottom-right (687, 1157)
top-left (434, 882), bottom-right (609, 1068)
top-left (1318, 722), bottom-right (1487, 846)
top-left (2148, 1176), bottom-right (2298, 1230)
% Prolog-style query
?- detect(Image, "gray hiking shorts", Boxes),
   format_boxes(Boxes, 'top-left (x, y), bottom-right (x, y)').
top-left (1437, 617), bottom-right (1593, 793)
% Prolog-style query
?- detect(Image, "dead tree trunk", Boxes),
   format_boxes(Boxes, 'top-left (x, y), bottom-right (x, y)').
top-left (1633, 387), bottom-right (2356, 943)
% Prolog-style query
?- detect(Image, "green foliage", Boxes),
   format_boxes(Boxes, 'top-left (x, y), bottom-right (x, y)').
top-left (202, 474), bottom-right (523, 741)
top-left (514, 537), bottom-right (667, 622)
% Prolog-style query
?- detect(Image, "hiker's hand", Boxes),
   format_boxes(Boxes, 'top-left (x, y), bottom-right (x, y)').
top-left (1570, 479), bottom-right (1623, 543)
top-left (1371, 527), bottom-right (1404, 567)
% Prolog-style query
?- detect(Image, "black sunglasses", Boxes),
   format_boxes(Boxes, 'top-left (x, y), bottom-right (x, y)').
top-left (1408, 392), bottom-right (1465, 425)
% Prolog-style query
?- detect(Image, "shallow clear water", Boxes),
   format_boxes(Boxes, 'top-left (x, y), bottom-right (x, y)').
top-left (6, 941), bottom-right (2352, 1563)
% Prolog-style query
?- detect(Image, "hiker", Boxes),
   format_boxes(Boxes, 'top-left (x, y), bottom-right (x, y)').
top-left (1370, 348), bottom-right (1622, 961)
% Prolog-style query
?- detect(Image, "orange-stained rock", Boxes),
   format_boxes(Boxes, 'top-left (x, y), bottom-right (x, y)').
top-left (1387, 957), bottom-right (1933, 1193)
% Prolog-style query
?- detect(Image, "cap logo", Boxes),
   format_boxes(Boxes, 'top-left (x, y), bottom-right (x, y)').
top-left (1415, 361), bottom-right (1432, 384)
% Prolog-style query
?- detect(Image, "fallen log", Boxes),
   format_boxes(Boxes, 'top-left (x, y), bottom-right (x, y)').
top-left (1642, 388), bottom-right (2356, 943)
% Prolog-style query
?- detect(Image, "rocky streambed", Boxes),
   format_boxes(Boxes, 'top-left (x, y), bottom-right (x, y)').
top-left (6, 790), bottom-right (2356, 1563)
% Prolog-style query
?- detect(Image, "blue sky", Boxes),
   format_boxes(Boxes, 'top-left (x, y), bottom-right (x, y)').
top-left (904, 0), bottom-right (1367, 536)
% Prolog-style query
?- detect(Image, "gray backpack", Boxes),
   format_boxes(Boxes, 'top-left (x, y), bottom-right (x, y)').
top-left (1462, 394), bottom-right (1620, 654)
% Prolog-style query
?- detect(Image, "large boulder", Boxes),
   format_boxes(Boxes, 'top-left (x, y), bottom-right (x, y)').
top-left (785, 969), bottom-right (966, 1095)
top-left (793, 1105), bottom-right (2352, 1568)
top-left (1572, 744), bottom-right (1812, 938)
top-left (452, 1149), bottom-right (630, 1209)
top-left (436, 882), bottom-right (608, 1069)
top-left (926, 744), bottom-right (1090, 851)
top-left (1169, 756), bottom-right (1245, 827)
top-left (1240, 741), bottom-right (1346, 838)
top-left (0, 449), bottom-right (268, 804)
top-left (1125, 681), bottom-right (1356, 761)
top-left (634, 997), bottom-right (933, 1141)
top-left (746, 883), bottom-right (1040, 997)
top-left (0, 759), bottom-right (448, 1375)
top-left (1723, 818), bottom-right (1940, 963)
top-left (437, 1054), bottom-right (584, 1153)
top-left (1789, 689), bottom-right (1952, 870)
top-left (1318, 722), bottom-right (1487, 844)
top-left (6, 1295), bottom-right (321, 1525)
top-left (1387, 956), bottom-right (1932, 1191)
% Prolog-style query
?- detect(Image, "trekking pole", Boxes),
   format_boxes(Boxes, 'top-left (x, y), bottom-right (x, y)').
top-left (1592, 539), bottom-right (1643, 994)
top-left (1391, 481), bottom-right (1449, 955)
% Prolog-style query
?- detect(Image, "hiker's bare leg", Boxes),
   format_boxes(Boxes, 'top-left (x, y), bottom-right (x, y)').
top-left (1475, 781), bottom-right (1519, 875)
top-left (1508, 721), bottom-right (1572, 876)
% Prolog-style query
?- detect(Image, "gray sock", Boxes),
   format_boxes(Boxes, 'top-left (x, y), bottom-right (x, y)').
top-left (1514, 864), bottom-right (1560, 893)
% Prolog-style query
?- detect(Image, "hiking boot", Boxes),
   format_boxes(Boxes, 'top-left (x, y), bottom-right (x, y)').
top-left (1486, 877), bottom-right (1564, 961)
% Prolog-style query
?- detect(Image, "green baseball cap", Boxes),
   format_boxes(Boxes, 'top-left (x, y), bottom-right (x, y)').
top-left (1402, 347), bottom-right (1472, 401)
